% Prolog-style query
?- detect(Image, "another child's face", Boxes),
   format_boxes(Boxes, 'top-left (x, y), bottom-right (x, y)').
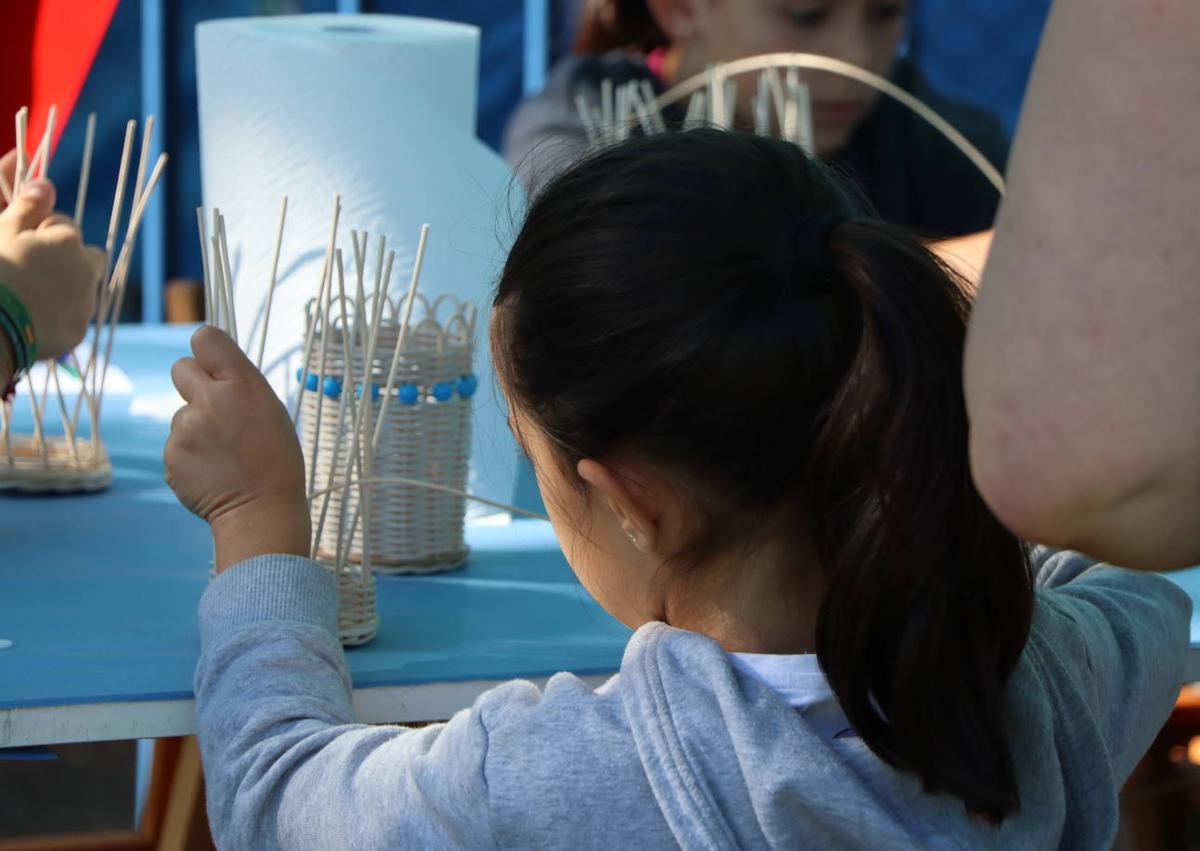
top-left (688, 0), bottom-right (908, 153)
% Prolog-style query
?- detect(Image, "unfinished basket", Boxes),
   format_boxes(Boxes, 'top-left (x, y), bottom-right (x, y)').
top-left (300, 293), bottom-right (476, 576)
top-left (0, 106), bottom-right (166, 495)
top-left (0, 435), bottom-right (110, 493)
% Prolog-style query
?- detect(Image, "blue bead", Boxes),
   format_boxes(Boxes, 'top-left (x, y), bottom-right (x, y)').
top-left (398, 383), bottom-right (419, 405)
top-left (304, 372), bottom-right (319, 392)
top-left (322, 376), bottom-right (342, 398)
top-left (433, 381), bottom-right (454, 402)
top-left (455, 374), bottom-right (478, 398)
top-left (354, 383), bottom-right (382, 402)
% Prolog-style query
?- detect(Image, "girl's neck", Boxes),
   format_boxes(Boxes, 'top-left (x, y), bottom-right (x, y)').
top-left (660, 537), bottom-right (824, 655)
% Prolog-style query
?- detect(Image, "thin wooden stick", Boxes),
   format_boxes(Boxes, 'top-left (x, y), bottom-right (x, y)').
top-left (196, 207), bottom-right (213, 324)
top-left (74, 113), bottom-right (97, 227)
top-left (0, 168), bottom-right (11, 205)
top-left (305, 253), bottom-right (335, 501)
top-left (215, 212), bottom-right (238, 346)
top-left (129, 116), bottom-right (154, 217)
top-left (66, 351), bottom-right (96, 443)
top-left (50, 363), bottom-right (80, 465)
top-left (210, 234), bottom-right (228, 334)
top-left (683, 91), bottom-right (707, 131)
top-left (210, 209), bottom-right (225, 331)
top-left (371, 224), bottom-right (429, 451)
top-left (307, 476), bottom-right (549, 522)
top-left (342, 247), bottom-right (391, 571)
top-left (576, 94), bottom-right (601, 146)
top-left (601, 78), bottom-right (614, 144)
top-left (337, 226), bottom-right (429, 548)
top-left (92, 152), bottom-right (167, 421)
top-left (102, 121), bottom-right (137, 284)
top-left (37, 364), bottom-right (53, 423)
top-left (311, 251), bottom-right (354, 556)
top-left (331, 250), bottom-right (361, 570)
top-left (73, 119), bottom-right (136, 435)
top-left (753, 71), bottom-right (772, 136)
top-left (13, 107), bottom-right (28, 195)
top-left (32, 104), bottom-right (56, 179)
top-left (26, 377), bottom-right (48, 467)
top-left (350, 231), bottom-right (369, 344)
top-left (292, 195), bottom-right (341, 425)
top-left (255, 196), bottom-right (288, 370)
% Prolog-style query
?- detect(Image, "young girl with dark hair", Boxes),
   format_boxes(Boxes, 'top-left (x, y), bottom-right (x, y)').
top-left (505, 0), bottom-right (1009, 239)
top-left (166, 129), bottom-right (1188, 849)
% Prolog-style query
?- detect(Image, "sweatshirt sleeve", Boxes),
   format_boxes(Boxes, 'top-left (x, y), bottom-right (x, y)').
top-left (1034, 551), bottom-right (1192, 780)
top-left (195, 556), bottom-right (496, 851)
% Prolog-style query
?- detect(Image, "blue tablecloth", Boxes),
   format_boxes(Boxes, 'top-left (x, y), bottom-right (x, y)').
top-left (1, 325), bottom-right (1196, 712)
top-left (0, 326), bottom-right (629, 710)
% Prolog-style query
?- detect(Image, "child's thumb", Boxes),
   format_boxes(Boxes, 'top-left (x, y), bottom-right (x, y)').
top-left (191, 325), bottom-right (252, 379)
top-left (0, 179), bottom-right (57, 235)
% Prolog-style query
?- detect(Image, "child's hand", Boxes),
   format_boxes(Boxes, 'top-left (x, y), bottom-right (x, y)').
top-left (165, 327), bottom-right (311, 573)
top-left (0, 179), bottom-right (105, 360)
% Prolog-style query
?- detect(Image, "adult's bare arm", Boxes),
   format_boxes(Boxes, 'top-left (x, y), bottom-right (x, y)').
top-left (964, 0), bottom-right (1200, 569)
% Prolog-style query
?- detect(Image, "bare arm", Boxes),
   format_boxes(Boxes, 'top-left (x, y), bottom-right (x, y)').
top-left (964, 0), bottom-right (1200, 569)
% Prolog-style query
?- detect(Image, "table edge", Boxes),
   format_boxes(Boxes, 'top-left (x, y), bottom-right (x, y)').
top-left (0, 673), bottom-right (614, 747)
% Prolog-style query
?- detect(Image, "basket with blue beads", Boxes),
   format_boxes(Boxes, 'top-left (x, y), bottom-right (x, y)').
top-left (299, 292), bottom-right (477, 579)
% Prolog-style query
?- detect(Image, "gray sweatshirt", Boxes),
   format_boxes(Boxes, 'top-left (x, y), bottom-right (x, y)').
top-left (196, 549), bottom-right (1190, 849)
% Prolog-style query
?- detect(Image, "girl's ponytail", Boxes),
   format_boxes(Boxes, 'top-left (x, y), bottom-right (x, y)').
top-left (573, 0), bottom-right (668, 54)
top-left (811, 221), bottom-right (1033, 820)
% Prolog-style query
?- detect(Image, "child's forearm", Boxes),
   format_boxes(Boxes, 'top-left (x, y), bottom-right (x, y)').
top-left (196, 556), bottom-right (494, 848)
top-left (210, 500), bottom-right (310, 573)
top-left (965, 0), bottom-right (1200, 569)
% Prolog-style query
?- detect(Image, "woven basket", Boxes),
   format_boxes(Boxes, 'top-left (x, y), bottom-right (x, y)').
top-left (0, 435), bottom-right (111, 493)
top-left (298, 294), bottom-right (475, 642)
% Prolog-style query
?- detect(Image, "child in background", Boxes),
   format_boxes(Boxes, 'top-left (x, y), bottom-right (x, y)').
top-left (505, 0), bottom-right (1008, 238)
top-left (165, 130), bottom-right (1188, 849)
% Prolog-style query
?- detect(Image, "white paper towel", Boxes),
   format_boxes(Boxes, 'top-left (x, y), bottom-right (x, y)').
top-left (196, 14), bottom-right (524, 512)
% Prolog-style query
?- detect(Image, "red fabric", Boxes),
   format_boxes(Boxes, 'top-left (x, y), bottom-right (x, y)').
top-left (0, 0), bottom-right (118, 159)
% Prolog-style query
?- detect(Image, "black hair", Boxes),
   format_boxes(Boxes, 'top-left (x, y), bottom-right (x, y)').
top-left (492, 129), bottom-right (1033, 820)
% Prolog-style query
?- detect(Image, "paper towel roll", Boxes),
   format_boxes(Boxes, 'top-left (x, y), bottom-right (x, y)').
top-left (197, 14), bottom-right (524, 512)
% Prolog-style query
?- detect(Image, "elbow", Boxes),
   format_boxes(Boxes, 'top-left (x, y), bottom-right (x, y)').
top-left (970, 412), bottom-right (1200, 570)
top-left (969, 417), bottom-right (1083, 550)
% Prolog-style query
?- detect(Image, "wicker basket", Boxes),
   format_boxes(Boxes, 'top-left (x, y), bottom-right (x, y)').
top-left (0, 434), bottom-right (111, 493)
top-left (297, 294), bottom-right (476, 643)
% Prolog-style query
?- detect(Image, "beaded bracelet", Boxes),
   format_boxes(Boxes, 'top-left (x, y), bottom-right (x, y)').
top-left (0, 285), bottom-right (37, 375)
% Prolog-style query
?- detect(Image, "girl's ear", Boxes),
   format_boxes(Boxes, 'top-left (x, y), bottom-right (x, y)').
top-left (577, 458), bottom-right (661, 553)
top-left (646, 0), bottom-right (701, 41)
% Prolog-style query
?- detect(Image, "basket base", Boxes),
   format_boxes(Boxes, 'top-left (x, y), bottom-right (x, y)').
top-left (321, 547), bottom-right (471, 576)
top-left (318, 560), bottom-right (380, 647)
top-left (0, 438), bottom-right (112, 493)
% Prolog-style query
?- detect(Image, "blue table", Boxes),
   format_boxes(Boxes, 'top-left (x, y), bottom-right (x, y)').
top-left (1, 326), bottom-right (1198, 747)
top-left (0, 326), bottom-right (629, 747)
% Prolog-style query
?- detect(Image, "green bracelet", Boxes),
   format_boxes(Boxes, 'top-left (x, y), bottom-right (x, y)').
top-left (0, 285), bottom-right (37, 372)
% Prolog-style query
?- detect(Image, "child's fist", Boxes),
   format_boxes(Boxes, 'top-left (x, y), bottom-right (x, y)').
top-left (165, 326), bottom-right (310, 572)
top-left (0, 179), bottom-right (105, 360)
